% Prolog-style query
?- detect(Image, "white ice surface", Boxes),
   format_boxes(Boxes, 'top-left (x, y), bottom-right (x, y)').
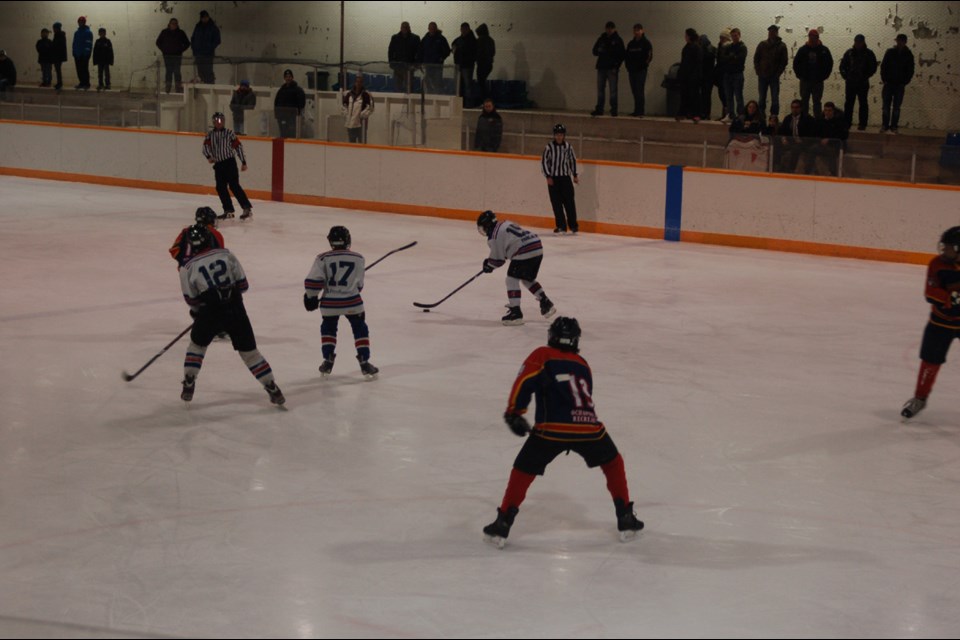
top-left (1, 176), bottom-right (959, 638)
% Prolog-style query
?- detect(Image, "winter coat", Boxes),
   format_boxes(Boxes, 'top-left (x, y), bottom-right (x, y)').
top-left (699, 36), bottom-right (717, 85)
top-left (452, 30), bottom-right (477, 67)
top-left (718, 40), bottom-right (747, 74)
top-left (476, 24), bottom-right (496, 75)
top-left (388, 31), bottom-right (420, 69)
top-left (274, 81), bottom-right (306, 114)
top-left (156, 28), bottom-right (191, 56)
top-left (592, 31), bottom-right (626, 70)
top-left (474, 109), bottom-right (503, 152)
top-left (52, 30), bottom-right (68, 62)
top-left (72, 25), bottom-right (93, 58)
top-left (341, 89), bottom-right (374, 129)
top-left (230, 87), bottom-right (257, 114)
top-left (36, 38), bottom-right (55, 64)
top-left (418, 31), bottom-right (451, 64)
top-left (191, 20), bottom-right (221, 57)
top-left (754, 37), bottom-right (788, 78)
top-left (93, 38), bottom-right (114, 66)
top-left (678, 40), bottom-right (702, 84)
top-left (839, 47), bottom-right (878, 84)
top-left (0, 57), bottom-right (17, 87)
top-left (793, 43), bottom-right (834, 82)
top-left (816, 113), bottom-right (849, 141)
top-left (625, 34), bottom-right (653, 73)
top-left (881, 46), bottom-right (915, 86)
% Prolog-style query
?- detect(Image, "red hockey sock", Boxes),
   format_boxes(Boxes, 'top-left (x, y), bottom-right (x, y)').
top-left (915, 361), bottom-right (941, 400)
top-left (500, 468), bottom-right (536, 512)
top-left (600, 454), bottom-right (630, 504)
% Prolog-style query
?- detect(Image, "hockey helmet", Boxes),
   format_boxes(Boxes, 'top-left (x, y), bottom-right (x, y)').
top-left (195, 206), bottom-right (218, 227)
top-left (939, 226), bottom-right (960, 256)
top-left (187, 223), bottom-right (212, 251)
top-left (477, 210), bottom-right (497, 236)
top-left (212, 111), bottom-right (226, 125)
top-left (548, 316), bottom-right (581, 352)
top-left (553, 123), bottom-right (566, 135)
top-left (327, 225), bottom-right (351, 249)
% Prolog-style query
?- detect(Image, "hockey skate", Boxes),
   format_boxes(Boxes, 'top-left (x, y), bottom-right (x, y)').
top-left (502, 306), bottom-right (524, 326)
top-left (181, 375), bottom-right (196, 402)
top-left (901, 397), bottom-right (927, 420)
top-left (218, 211), bottom-right (235, 220)
top-left (265, 382), bottom-right (286, 406)
top-left (240, 208), bottom-right (253, 221)
top-left (615, 499), bottom-right (644, 542)
top-left (358, 356), bottom-right (379, 380)
top-left (483, 506), bottom-right (519, 549)
top-left (319, 354), bottom-right (336, 377)
top-left (539, 296), bottom-right (557, 319)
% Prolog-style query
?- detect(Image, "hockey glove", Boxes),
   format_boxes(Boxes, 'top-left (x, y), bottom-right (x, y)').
top-left (504, 412), bottom-right (531, 437)
top-left (482, 259), bottom-right (495, 274)
top-left (189, 307), bottom-right (200, 319)
top-left (303, 293), bottom-right (320, 312)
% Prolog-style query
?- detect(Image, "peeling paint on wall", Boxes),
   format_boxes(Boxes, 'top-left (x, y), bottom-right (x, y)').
top-left (913, 21), bottom-right (939, 38)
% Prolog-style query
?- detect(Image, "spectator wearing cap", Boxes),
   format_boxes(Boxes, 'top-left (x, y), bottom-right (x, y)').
top-left (341, 74), bottom-right (374, 143)
top-left (72, 16), bottom-right (93, 90)
top-left (625, 23), bottom-right (653, 117)
top-left (156, 17), bottom-right (191, 93)
top-left (51, 22), bottom-right (67, 90)
top-left (0, 50), bottom-right (16, 95)
top-left (93, 27), bottom-right (113, 91)
top-left (274, 69), bottom-right (306, 138)
top-left (36, 28), bottom-right (54, 87)
top-left (713, 29), bottom-right (731, 120)
top-left (754, 24), bottom-right (788, 117)
top-left (793, 29), bottom-right (833, 118)
top-left (191, 10), bottom-right (221, 84)
top-left (591, 21), bottom-right (626, 117)
top-left (880, 34), bottom-right (915, 133)
top-left (230, 80), bottom-right (256, 135)
top-left (718, 27), bottom-right (747, 120)
top-left (839, 34), bottom-right (877, 131)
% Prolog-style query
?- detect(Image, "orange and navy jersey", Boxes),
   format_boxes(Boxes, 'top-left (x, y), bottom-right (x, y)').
top-left (924, 256), bottom-right (960, 329)
top-left (169, 225), bottom-right (225, 267)
top-left (506, 345), bottom-right (606, 442)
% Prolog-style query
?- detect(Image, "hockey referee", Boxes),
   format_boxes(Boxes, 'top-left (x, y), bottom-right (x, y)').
top-left (203, 112), bottom-right (253, 221)
top-left (541, 123), bottom-right (580, 234)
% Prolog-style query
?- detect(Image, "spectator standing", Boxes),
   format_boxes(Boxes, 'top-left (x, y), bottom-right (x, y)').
top-left (52, 22), bottom-right (68, 90)
top-left (590, 21), bottom-right (625, 117)
top-left (230, 80), bottom-right (256, 135)
top-left (677, 28), bottom-right (702, 122)
top-left (880, 34), bottom-right (915, 134)
top-left (418, 22), bottom-right (450, 94)
top-left (713, 29), bottom-right (731, 120)
top-left (156, 18), bottom-right (191, 93)
top-left (452, 22), bottom-right (477, 106)
top-left (388, 22), bottom-right (420, 93)
top-left (754, 24), bottom-right (788, 117)
top-left (839, 35), bottom-right (878, 131)
top-left (36, 28), bottom-right (54, 87)
top-left (0, 50), bottom-right (16, 95)
top-left (274, 68), bottom-right (306, 138)
top-left (719, 27), bottom-right (747, 120)
top-left (793, 29), bottom-right (833, 118)
top-left (191, 10), bottom-right (221, 84)
top-left (699, 34), bottom-right (717, 119)
top-left (474, 98), bottom-right (503, 152)
top-left (341, 75), bottom-right (374, 143)
top-left (93, 27), bottom-right (113, 91)
top-left (475, 23), bottom-right (496, 99)
top-left (72, 16), bottom-right (93, 90)
top-left (625, 23), bottom-right (653, 117)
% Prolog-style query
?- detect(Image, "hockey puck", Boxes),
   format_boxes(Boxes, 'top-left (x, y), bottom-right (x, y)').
top-left (422, 309), bottom-right (430, 313)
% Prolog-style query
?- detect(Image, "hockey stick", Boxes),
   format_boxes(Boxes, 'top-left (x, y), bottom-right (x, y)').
top-left (365, 241), bottom-right (417, 272)
top-left (413, 270), bottom-right (485, 309)
top-left (121, 323), bottom-right (194, 382)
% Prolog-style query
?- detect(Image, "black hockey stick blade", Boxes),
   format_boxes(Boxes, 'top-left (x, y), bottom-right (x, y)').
top-left (413, 270), bottom-right (485, 309)
top-left (122, 323), bottom-right (194, 382)
top-left (365, 241), bottom-right (417, 272)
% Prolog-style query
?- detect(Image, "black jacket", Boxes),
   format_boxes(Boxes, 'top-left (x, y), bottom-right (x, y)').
top-left (793, 43), bottom-right (834, 82)
top-left (475, 24), bottom-right (495, 73)
top-left (625, 35), bottom-right (653, 73)
top-left (388, 31), bottom-right (420, 68)
top-left (778, 112), bottom-right (817, 138)
top-left (881, 46), bottom-right (915, 86)
top-left (0, 57), bottom-right (16, 87)
top-left (452, 31), bottom-right (477, 67)
top-left (840, 47), bottom-right (878, 84)
top-left (816, 114), bottom-right (849, 142)
top-left (52, 30), bottom-right (68, 63)
top-left (718, 40), bottom-right (748, 74)
top-left (274, 81), bottom-right (306, 114)
top-left (93, 38), bottom-right (114, 66)
top-left (474, 109), bottom-right (503, 152)
top-left (678, 41), bottom-right (702, 84)
top-left (36, 38), bottom-right (55, 64)
top-left (156, 28), bottom-right (191, 56)
top-left (593, 31), bottom-right (625, 70)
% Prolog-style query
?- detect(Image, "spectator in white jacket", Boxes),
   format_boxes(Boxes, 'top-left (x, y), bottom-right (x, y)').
top-left (341, 75), bottom-right (374, 143)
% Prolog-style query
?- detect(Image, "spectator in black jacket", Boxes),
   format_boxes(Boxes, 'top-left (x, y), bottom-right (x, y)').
top-left (729, 100), bottom-right (767, 136)
top-left (230, 80), bottom-right (256, 135)
top-left (388, 22), bottom-right (419, 93)
top-left (880, 34), bottom-right (915, 134)
top-left (777, 99), bottom-right (817, 172)
top-left (452, 22), bottom-right (477, 106)
top-left (677, 28), bottom-right (702, 122)
top-left (474, 98), bottom-right (503, 152)
top-left (417, 22), bottom-right (450, 94)
top-left (806, 102), bottom-right (848, 175)
top-left (156, 18), bottom-right (191, 93)
top-left (625, 23), bottom-right (653, 117)
top-left (0, 50), bottom-right (16, 95)
top-left (52, 21), bottom-right (67, 90)
top-left (93, 27), bottom-right (113, 91)
top-left (475, 24), bottom-right (495, 99)
top-left (713, 29), bottom-right (731, 119)
top-left (754, 25), bottom-right (788, 117)
top-left (191, 10), bottom-right (221, 84)
top-left (840, 35), bottom-right (877, 131)
top-left (719, 27), bottom-right (747, 120)
top-left (699, 34), bottom-right (716, 119)
top-left (591, 21), bottom-right (625, 117)
top-left (274, 68), bottom-right (306, 138)
top-left (793, 29), bottom-right (833, 118)
top-left (36, 28), bottom-right (54, 87)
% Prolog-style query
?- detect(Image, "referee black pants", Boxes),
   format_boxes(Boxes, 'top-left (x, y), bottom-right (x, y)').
top-left (213, 157), bottom-right (251, 213)
top-left (547, 175), bottom-right (578, 232)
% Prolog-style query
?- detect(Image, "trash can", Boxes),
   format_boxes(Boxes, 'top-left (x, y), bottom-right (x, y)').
top-left (306, 71), bottom-right (330, 91)
top-left (661, 62), bottom-right (681, 117)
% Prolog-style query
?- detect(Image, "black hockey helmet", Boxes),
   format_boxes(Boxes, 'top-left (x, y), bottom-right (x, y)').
top-left (328, 225), bottom-right (351, 249)
top-left (187, 223), bottom-right (212, 250)
top-left (548, 316), bottom-right (581, 352)
top-left (212, 111), bottom-right (225, 125)
top-left (477, 210), bottom-right (497, 236)
top-left (939, 226), bottom-right (960, 255)
top-left (195, 206), bottom-right (217, 227)
top-left (553, 123), bottom-right (566, 135)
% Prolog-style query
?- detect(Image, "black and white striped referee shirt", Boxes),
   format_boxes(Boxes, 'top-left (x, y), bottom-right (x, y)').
top-left (202, 128), bottom-right (247, 165)
top-left (541, 141), bottom-right (577, 178)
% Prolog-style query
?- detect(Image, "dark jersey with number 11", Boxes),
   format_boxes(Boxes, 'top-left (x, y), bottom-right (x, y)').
top-left (506, 346), bottom-right (607, 442)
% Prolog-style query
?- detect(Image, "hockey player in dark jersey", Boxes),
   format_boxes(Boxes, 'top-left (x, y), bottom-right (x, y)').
top-left (179, 224), bottom-right (285, 405)
top-left (483, 317), bottom-right (643, 547)
top-left (477, 210), bottom-right (557, 325)
top-left (902, 226), bottom-right (960, 419)
top-left (169, 206), bottom-right (225, 268)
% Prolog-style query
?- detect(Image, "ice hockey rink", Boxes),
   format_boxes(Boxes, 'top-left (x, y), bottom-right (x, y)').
top-left (2, 174), bottom-right (960, 639)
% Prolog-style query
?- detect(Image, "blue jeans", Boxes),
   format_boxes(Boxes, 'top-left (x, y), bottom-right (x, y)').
top-left (882, 84), bottom-right (906, 130)
top-left (595, 69), bottom-right (619, 113)
top-left (799, 79), bottom-right (824, 118)
top-left (723, 72), bottom-right (745, 117)
top-left (628, 68), bottom-right (648, 115)
top-left (757, 75), bottom-right (780, 116)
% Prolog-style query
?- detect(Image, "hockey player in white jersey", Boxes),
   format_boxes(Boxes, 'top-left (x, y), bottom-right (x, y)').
top-left (304, 226), bottom-right (379, 379)
top-left (178, 224), bottom-right (285, 405)
top-left (477, 210), bottom-right (557, 325)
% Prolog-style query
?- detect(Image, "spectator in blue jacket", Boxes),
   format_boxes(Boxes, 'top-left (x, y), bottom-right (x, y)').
top-left (72, 16), bottom-right (93, 90)
top-left (417, 22), bottom-right (450, 94)
top-left (191, 10), bottom-right (221, 84)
